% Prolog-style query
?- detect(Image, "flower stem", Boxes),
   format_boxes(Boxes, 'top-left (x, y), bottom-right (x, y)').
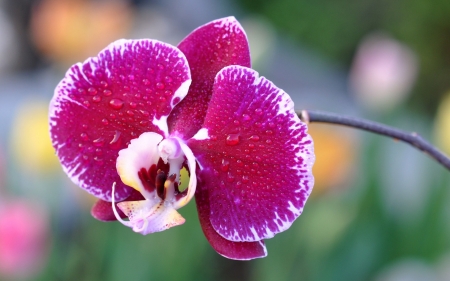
top-left (298, 110), bottom-right (450, 171)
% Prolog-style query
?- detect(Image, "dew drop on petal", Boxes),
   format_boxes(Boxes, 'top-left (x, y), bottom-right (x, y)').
top-left (100, 81), bottom-right (108, 88)
top-left (93, 137), bottom-right (105, 147)
top-left (140, 110), bottom-right (149, 116)
top-left (92, 96), bottom-right (101, 103)
top-left (109, 99), bottom-right (124, 109)
top-left (156, 82), bottom-right (165, 89)
top-left (129, 102), bottom-right (137, 108)
top-left (221, 159), bottom-right (230, 172)
top-left (110, 131), bottom-right (122, 149)
top-left (226, 134), bottom-right (240, 146)
top-left (126, 110), bottom-right (134, 116)
top-left (88, 87), bottom-right (97, 95)
top-left (80, 133), bottom-right (88, 141)
top-left (101, 118), bottom-right (109, 125)
top-left (164, 76), bottom-right (172, 83)
top-left (83, 100), bottom-right (90, 107)
top-left (255, 108), bottom-right (263, 115)
top-left (249, 135), bottom-right (260, 141)
top-left (266, 130), bottom-right (273, 135)
top-left (103, 89), bottom-right (112, 96)
top-left (242, 114), bottom-right (251, 121)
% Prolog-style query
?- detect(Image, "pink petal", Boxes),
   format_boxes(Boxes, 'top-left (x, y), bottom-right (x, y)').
top-left (91, 189), bottom-right (144, 221)
top-left (49, 39), bottom-right (191, 201)
top-left (195, 181), bottom-right (267, 260)
top-left (188, 66), bottom-right (315, 242)
top-left (168, 16), bottom-right (251, 139)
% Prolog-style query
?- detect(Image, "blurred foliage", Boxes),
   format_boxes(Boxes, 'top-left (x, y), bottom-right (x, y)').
top-left (236, 0), bottom-right (450, 114)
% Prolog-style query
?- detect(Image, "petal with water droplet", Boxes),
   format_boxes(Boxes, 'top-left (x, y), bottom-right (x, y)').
top-left (168, 16), bottom-right (251, 139)
top-left (188, 65), bottom-right (315, 242)
top-left (49, 39), bottom-right (191, 201)
top-left (195, 183), bottom-right (267, 260)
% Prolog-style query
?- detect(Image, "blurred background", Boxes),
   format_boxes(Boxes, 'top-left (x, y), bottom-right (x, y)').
top-left (0, 0), bottom-right (449, 280)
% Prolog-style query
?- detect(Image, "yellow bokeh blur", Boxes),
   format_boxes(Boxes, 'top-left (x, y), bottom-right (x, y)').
top-left (434, 91), bottom-right (450, 155)
top-left (10, 101), bottom-right (59, 173)
top-left (308, 124), bottom-right (358, 195)
top-left (30, 0), bottom-right (133, 67)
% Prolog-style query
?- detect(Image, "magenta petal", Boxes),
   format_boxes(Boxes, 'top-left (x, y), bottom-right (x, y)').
top-left (188, 66), bottom-right (315, 242)
top-left (49, 39), bottom-right (191, 201)
top-left (195, 181), bottom-right (267, 260)
top-left (168, 16), bottom-right (251, 139)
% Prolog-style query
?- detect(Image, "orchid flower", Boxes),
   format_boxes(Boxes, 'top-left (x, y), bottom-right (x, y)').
top-left (49, 17), bottom-right (315, 260)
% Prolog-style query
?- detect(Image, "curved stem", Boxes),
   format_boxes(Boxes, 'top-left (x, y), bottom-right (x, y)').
top-left (298, 110), bottom-right (450, 171)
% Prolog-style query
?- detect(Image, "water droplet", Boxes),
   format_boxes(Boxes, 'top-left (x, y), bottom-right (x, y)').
top-left (110, 113), bottom-right (116, 119)
top-left (216, 43), bottom-right (221, 49)
top-left (126, 110), bottom-right (134, 116)
top-left (109, 99), bottom-right (124, 109)
top-left (78, 88), bottom-right (85, 94)
top-left (93, 137), bottom-right (105, 147)
top-left (164, 76), bottom-right (172, 83)
top-left (156, 82), bottom-right (165, 89)
top-left (255, 108), bottom-right (263, 115)
top-left (139, 120), bottom-right (148, 126)
top-left (83, 100), bottom-right (90, 107)
top-left (248, 143), bottom-right (255, 149)
top-left (242, 114), bottom-right (251, 121)
top-left (80, 133), bottom-right (88, 141)
top-left (266, 130), bottom-right (273, 135)
top-left (103, 89), bottom-right (112, 96)
top-left (129, 102), bottom-right (137, 108)
top-left (242, 175), bottom-right (249, 183)
top-left (221, 159), bottom-right (230, 172)
top-left (110, 131), bottom-right (121, 148)
top-left (140, 110), bottom-right (149, 116)
top-left (210, 135), bottom-right (218, 141)
top-left (128, 74), bottom-right (135, 80)
top-left (145, 88), bottom-right (152, 93)
top-left (236, 159), bottom-right (243, 167)
top-left (88, 87), bottom-right (97, 95)
top-left (100, 81), bottom-right (108, 88)
top-left (249, 135), bottom-right (260, 141)
top-left (92, 96), bottom-right (101, 103)
top-left (82, 124), bottom-right (88, 129)
top-left (157, 63), bottom-right (164, 70)
top-left (226, 134), bottom-right (240, 146)
top-left (227, 172), bottom-right (235, 182)
top-left (143, 79), bottom-right (150, 85)
top-left (233, 120), bottom-right (240, 125)
top-left (268, 122), bottom-right (275, 128)
top-left (101, 118), bottom-right (109, 125)
top-left (266, 139), bottom-right (272, 144)
top-left (135, 93), bottom-right (141, 99)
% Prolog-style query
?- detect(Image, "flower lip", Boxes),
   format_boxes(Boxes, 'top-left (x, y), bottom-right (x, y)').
top-left (112, 131), bottom-right (198, 234)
